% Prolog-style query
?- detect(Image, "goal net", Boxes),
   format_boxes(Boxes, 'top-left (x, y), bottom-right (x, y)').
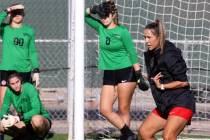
top-left (84, 0), bottom-right (210, 138)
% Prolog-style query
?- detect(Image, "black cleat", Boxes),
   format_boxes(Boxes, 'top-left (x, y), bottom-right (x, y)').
top-left (127, 134), bottom-right (138, 140)
top-left (119, 135), bottom-right (126, 140)
top-left (120, 134), bottom-right (138, 140)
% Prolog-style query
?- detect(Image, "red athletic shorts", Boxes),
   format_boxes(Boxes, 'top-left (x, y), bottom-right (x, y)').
top-left (152, 107), bottom-right (193, 121)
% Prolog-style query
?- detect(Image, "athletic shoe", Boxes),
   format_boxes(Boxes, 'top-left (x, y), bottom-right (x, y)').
top-left (119, 135), bottom-right (126, 140)
top-left (120, 134), bottom-right (138, 140)
top-left (127, 134), bottom-right (138, 140)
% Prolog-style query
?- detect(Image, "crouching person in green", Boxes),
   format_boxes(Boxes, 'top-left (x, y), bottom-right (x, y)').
top-left (0, 73), bottom-right (51, 140)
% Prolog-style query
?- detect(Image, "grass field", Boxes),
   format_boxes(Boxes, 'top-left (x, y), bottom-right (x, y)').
top-left (4, 134), bottom-right (68, 140)
top-left (4, 133), bottom-right (210, 140)
top-left (85, 132), bottom-right (210, 140)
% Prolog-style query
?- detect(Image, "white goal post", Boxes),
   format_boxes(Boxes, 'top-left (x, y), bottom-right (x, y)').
top-left (68, 0), bottom-right (84, 140)
top-left (84, 0), bottom-right (210, 138)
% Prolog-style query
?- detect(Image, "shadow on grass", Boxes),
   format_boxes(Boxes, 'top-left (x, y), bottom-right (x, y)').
top-left (5, 133), bottom-right (68, 140)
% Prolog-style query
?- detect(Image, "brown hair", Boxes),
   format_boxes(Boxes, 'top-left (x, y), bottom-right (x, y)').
top-left (103, 0), bottom-right (119, 25)
top-left (9, 9), bottom-right (25, 24)
top-left (144, 19), bottom-right (166, 54)
top-left (9, 3), bottom-right (25, 24)
top-left (8, 73), bottom-right (22, 84)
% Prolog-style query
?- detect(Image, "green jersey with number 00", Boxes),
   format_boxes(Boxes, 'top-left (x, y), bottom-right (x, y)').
top-left (85, 12), bottom-right (138, 70)
top-left (0, 11), bottom-right (39, 72)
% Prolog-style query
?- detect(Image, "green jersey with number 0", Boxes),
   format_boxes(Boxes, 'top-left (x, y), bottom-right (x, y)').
top-left (0, 11), bottom-right (39, 72)
top-left (85, 12), bottom-right (138, 70)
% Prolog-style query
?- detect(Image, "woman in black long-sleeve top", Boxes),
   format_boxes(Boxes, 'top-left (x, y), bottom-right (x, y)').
top-left (139, 19), bottom-right (195, 140)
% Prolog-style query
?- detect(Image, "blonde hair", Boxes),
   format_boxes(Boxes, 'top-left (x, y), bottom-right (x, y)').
top-left (144, 19), bottom-right (166, 54)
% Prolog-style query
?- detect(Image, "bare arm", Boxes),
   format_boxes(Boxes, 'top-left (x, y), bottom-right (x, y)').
top-left (133, 63), bottom-right (141, 71)
top-left (151, 72), bottom-right (189, 90)
top-left (159, 81), bottom-right (189, 90)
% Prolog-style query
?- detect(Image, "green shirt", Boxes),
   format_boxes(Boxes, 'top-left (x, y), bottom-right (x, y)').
top-left (0, 83), bottom-right (50, 123)
top-left (85, 13), bottom-right (138, 70)
top-left (0, 11), bottom-right (40, 72)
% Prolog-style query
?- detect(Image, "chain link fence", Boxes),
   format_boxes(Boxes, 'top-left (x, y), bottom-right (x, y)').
top-left (0, 0), bottom-right (68, 134)
top-left (1, 0), bottom-right (210, 139)
top-left (85, 0), bottom-right (210, 139)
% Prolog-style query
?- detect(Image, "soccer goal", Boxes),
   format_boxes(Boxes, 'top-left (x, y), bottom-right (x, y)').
top-left (84, 0), bottom-right (210, 139)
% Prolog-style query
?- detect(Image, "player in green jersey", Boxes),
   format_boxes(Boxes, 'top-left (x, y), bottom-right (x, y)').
top-left (0, 4), bottom-right (40, 110)
top-left (85, 0), bottom-right (148, 139)
top-left (0, 73), bottom-right (51, 140)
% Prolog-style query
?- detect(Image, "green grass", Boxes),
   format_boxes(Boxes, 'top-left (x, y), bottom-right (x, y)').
top-left (85, 132), bottom-right (210, 139)
top-left (178, 134), bottom-right (210, 139)
top-left (4, 133), bottom-right (210, 140)
top-left (5, 134), bottom-right (68, 140)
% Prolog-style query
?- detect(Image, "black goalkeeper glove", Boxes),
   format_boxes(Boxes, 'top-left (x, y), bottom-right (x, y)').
top-left (90, 3), bottom-right (110, 18)
top-left (90, 5), bottom-right (100, 14)
top-left (135, 69), bottom-right (149, 91)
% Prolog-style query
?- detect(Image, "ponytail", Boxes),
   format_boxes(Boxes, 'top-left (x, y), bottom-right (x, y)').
top-left (155, 19), bottom-right (166, 54)
top-left (145, 19), bottom-right (166, 54)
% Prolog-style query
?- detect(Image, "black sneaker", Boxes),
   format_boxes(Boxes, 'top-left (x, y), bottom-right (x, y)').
top-left (127, 134), bottom-right (138, 140)
top-left (120, 134), bottom-right (138, 140)
top-left (119, 135), bottom-right (126, 140)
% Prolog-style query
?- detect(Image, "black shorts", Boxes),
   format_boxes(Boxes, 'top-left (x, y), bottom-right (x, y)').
top-left (26, 118), bottom-right (52, 138)
top-left (0, 70), bottom-right (32, 86)
top-left (103, 66), bottom-right (136, 85)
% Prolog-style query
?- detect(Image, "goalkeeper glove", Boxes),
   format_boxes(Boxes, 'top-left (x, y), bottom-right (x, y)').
top-left (90, 3), bottom-right (110, 18)
top-left (5, 4), bottom-right (25, 17)
top-left (6, 4), bottom-right (24, 13)
top-left (32, 68), bottom-right (40, 88)
top-left (135, 69), bottom-right (149, 91)
top-left (1, 114), bottom-right (20, 128)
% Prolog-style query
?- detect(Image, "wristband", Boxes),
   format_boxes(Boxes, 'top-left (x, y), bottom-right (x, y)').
top-left (86, 8), bottom-right (91, 14)
top-left (32, 68), bottom-right (40, 73)
top-left (160, 84), bottom-right (165, 90)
